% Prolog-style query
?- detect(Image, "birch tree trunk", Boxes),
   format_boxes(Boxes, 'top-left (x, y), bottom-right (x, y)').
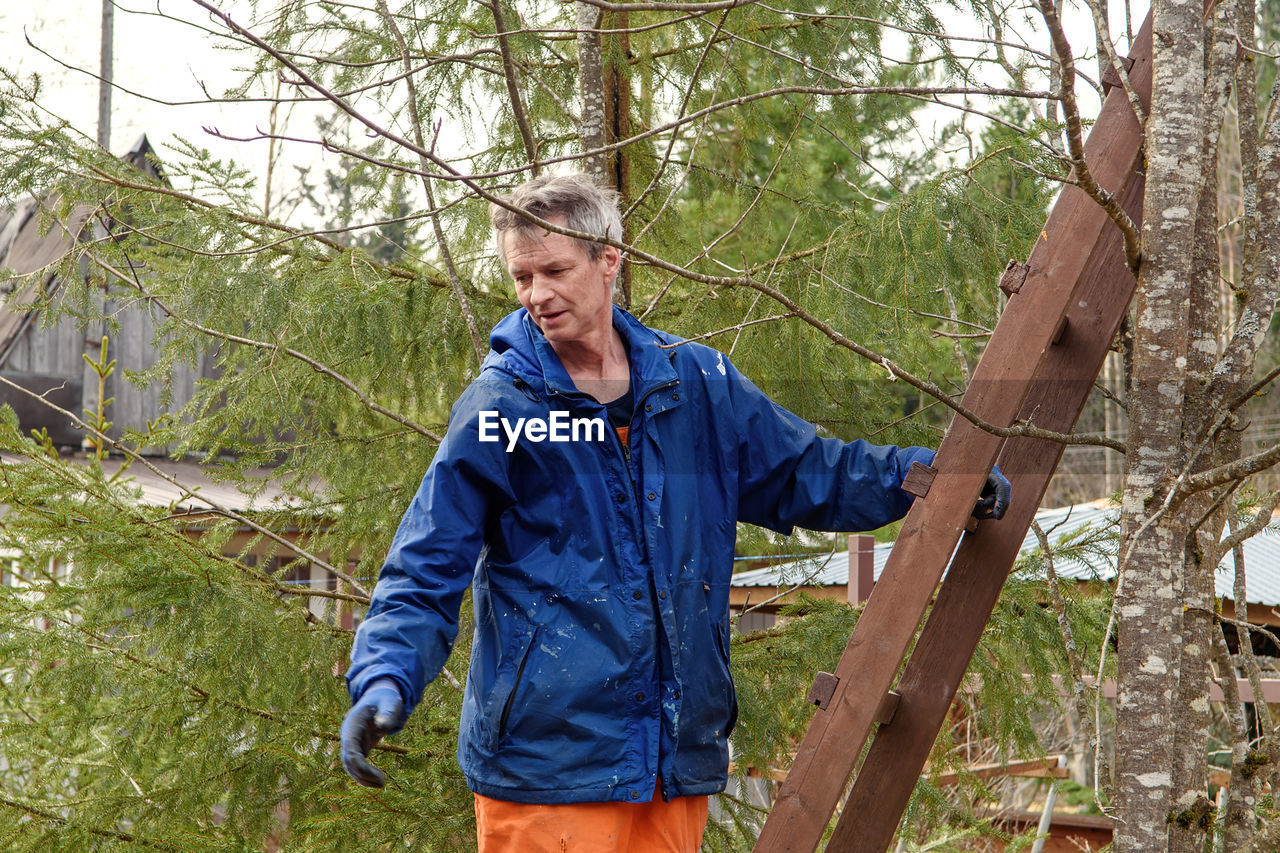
top-left (1167, 7), bottom-right (1237, 850)
top-left (576, 1), bottom-right (609, 184)
top-left (1113, 0), bottom-right (1203, 848)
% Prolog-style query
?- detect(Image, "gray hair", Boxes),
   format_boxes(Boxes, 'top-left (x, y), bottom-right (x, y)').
top-left (490, 173), bottom-right (623, 269)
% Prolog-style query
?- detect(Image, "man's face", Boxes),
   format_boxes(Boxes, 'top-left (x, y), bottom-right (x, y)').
top-left (504, 220), bottom-right (620, 349)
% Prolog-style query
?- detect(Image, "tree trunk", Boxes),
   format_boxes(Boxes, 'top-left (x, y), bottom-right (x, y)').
top-left (1167, 8), bottom-right (1237, 850)
top-left (605, 9), bottom-right (632, 307)
top-left (576, 1), bottom-right (609, 183)
top-left (1113, 0), bottom-right (1204, 849)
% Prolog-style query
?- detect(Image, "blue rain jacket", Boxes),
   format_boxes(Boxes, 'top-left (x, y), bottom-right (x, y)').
top-left (346, 306), bottom-right (934, 804)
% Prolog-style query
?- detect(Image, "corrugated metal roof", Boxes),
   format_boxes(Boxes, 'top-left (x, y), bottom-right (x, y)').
top-left (730, 500), bottom-right (1280, 607)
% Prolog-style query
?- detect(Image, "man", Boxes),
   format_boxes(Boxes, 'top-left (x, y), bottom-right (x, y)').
top-left (341, 173), bottom-right (1010, 851)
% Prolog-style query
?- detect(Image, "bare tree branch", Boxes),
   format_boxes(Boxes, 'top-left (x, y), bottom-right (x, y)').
top-left (1212, 625), bottom-right (1263, 849)
top-left (376, 0), bottom-right (487, 363)
top-left (1034, 519), bottom-right (1110, 814)
top-left (485, 0), bottom-right (542, 173)
top-left (1036, 0), bottom-right (1142, 270)
top-left (1083, 0), bottom-right (1148, 123)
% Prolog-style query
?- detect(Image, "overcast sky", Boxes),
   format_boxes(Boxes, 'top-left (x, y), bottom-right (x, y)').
top-left (1, 0), bottom-right (1148, 224)
top-left (1, 0), bottom-right (331, 219)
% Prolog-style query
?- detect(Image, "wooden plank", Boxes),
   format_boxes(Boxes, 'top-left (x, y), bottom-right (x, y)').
top-left (752, 13), bottom-right (1155, 852)
top-left (824, 45), bottom-right (1153, 853)
top-left (731, 755), bottom-right (1071, 787)
top-left (930, 757), bottom-right (1069, 787)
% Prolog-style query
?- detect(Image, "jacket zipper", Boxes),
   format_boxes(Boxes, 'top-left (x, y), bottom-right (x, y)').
top-left (497, 633), bottom-right (537, 742)
top-left (614, 424), bottom-right (632, 476)
top-left (615, 379), bottom-right (678, 798)
top-left (603, 379), bottom-right (677, 487)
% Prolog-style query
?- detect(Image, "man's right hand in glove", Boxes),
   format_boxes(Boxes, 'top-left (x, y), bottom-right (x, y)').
top-left (341, 677), bottom-right (408, 788)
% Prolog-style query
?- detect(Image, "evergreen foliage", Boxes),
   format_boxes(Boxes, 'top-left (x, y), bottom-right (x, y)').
top-left (0, 1), bottom-right (1075, 848)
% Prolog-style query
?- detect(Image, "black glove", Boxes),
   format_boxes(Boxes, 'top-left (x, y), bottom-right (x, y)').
top-left (340, 677), bottom-right (408, 788)
top-left (972, 465), bottom-right (1011, 520)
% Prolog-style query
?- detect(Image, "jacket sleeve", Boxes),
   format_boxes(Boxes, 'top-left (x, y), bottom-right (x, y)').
top-left (726, 359), bottom-right (935, 535)
top-left (345, 382), bottom-right (513, 713)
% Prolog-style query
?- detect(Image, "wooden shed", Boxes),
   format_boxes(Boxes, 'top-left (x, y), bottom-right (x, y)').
top-left (0, 134), bottom-right (219, 453)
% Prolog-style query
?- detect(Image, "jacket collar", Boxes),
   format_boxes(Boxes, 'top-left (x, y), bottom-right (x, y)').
top-left (485, 306), bottom-right (679, 401)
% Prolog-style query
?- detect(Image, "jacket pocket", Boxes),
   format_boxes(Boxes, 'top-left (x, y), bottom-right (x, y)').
top-left (495, 627), bottom-right (538, 745)
top-left (706, 582), bottom-right (738, 738)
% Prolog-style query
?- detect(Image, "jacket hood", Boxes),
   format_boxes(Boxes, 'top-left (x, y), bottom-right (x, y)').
top-left (483, 306), bottom-right (678, 399)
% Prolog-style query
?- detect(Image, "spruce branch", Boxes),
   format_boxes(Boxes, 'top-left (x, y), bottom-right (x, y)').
top-left (624, 8), bottom-right (733, 223)
top-left (1033, 519), bottom-right (1110, 816)
top-left (0, 441), bottom-right (369, 619)
top-left (161, 7), bottom-right (1117, 474)
top-left (467, 10), bottom-right (715, 39)
top-left (375, 0), bottom-right (487, 364)
top-left (735, 540), bottom-right (842, 618)
top-left (902, 92), bottom-right (1052, 145)
top-left (90, 249), bottom-right (443, 446)
top-left (0, 370), bottom-right (372, 599)
top-left (0, 794), bottom-right (188, 850)
top-left (193, 0), bottom-right (1056, 188)
top-left (95, 199), bottom-right (478, 270)
top-left (766, 8), bottom-right (1058, 68)
top-left (666, 86), bottom-right (811, 284)
top-left (213, 83), bottom-right (1060, 187)
top-left (79, 158), bottom-right (1109, 457)
top-left (81, 165), bottom-right (484, 296)
top-left (63, 618), bottom-right (414, 757)
top-left (807, 263), bottom-right (993, 332)
top-left (658, 313), bottom-right (797, 346)
top-left (570, 0), bottom-right (756, 10)
top-left (484, 206), bottom-right (1126, 451)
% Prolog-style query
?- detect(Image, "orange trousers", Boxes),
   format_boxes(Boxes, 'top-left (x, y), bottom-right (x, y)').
top-left (473, 786), bottom-right (709, 852)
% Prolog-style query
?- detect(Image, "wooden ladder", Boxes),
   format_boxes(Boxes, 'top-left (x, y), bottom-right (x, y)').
top-left (751, 12), bottom-right (1154, 853)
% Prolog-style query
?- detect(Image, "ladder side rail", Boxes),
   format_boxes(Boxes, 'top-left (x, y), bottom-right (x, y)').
top-left (752, 12), bottom-right (1154, 851)
top-left (826, 169), bottom-right (1147, 853)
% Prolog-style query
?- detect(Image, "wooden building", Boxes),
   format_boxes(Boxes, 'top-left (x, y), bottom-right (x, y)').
top-left (0, 137), bottom-right (339, 618)
top-left (0, 134), bottom-right (219, 453)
